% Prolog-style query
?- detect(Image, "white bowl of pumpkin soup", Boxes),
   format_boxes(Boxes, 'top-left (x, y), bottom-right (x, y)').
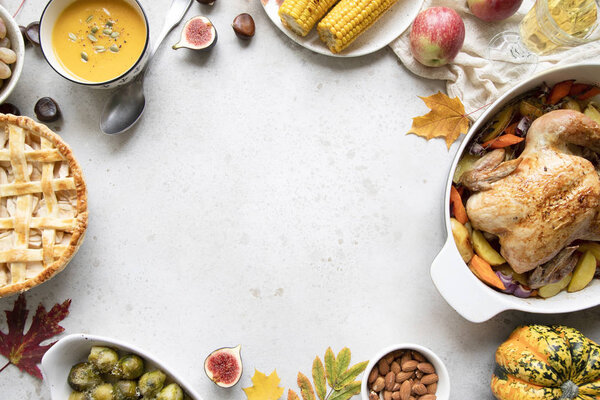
top-left (40, 0), bottom-right (149, 88)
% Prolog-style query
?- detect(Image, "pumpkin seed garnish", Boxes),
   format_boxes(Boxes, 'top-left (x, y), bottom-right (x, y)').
top-left (68, 32), bottom-right (77, 41)
top-left (91, 26), bottom-right (99, 34)
top-left (106, 20), bottom-right (114, 27)
top-left (81, 51), bottom-right (88, 62)
top-left (109, 44), bottom-right (119, 53)
top-left (86, 15), bottom-right (93, 23)
top-left (88, 34), bottom-right (98, 42)
top-left (94, 45), bottom-right (105, 52)
top-left (103, 28), bottom-right (112, 35)
top-left (110, 31), bottom-right (120, 38)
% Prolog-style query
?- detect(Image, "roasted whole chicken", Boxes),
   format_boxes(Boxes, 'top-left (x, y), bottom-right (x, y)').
top-left (463, 110), bottom-right (600, 283)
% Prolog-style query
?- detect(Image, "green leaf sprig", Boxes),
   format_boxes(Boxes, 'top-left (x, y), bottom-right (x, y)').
top-left (288, 347), bottom-right (368, 400)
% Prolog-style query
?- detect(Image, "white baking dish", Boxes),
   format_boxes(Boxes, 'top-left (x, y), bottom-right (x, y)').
top-left (41, 333), bottom-right (203, 400)
top-left (431, 63), bottom-right (600, 323)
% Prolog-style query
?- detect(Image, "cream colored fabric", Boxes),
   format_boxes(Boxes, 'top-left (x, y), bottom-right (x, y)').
top-left (390, 0), bottom-right (600, 115)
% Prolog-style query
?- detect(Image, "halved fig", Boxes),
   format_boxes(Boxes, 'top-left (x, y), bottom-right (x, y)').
top-left (173, 16), bottom-right (217, 51)
top-left (204, 345), bottom-right (242, 388)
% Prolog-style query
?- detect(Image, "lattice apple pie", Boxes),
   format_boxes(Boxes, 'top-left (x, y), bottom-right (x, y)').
top-left (0, 115), bottom-right (87, 297)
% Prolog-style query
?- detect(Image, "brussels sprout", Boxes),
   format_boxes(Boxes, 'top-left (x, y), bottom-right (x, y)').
top-left (68, 362), bottom-right (102, 391)
top-left (114, 354), bottom-right (144, 379)
top-left (156, 383), bottom-right (184, 400)
top-left (68, 392), bottom-right (86, 400)
top-left (88, 383), bottom-right (114, 400)
top-left (138, 370), bottom-right (166, 398)
top-left (114, 380), bottom-right (139, 400)
top-left (88, 346), bottom-right (119, 374)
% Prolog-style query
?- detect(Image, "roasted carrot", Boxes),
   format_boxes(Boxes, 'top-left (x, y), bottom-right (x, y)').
top-left (547, 80), bottom-right (575, 105)
top-left (450, 185), bottom-right (468, 224)
top-left (577, 86), bottom-right (600, 101)
top-left (469, 255), bottom-right (506, 290)
top-left (570, 83), bottom-right (591, 97)
top-left (503, 121), bottom-right (518, 136)
top-left (482, 134), bottom-right (525, 149)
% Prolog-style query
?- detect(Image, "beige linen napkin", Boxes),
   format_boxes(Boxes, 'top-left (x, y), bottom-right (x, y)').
top-left (390, 0), bottom-right (600, 115)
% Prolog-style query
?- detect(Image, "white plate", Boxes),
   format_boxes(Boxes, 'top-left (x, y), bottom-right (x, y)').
top-left (261, 0), bottom-right (424, 57)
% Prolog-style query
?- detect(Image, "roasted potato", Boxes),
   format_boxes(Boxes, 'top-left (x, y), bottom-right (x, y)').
top-left (451, 218), bottom-right (473, 263)
top-left (472, 230), bottom-right (506, 266)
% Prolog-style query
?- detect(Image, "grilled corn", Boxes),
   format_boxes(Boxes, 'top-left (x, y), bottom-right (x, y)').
top-left (317, 0), bottom-right (399, 53)
top-left (278, 0), bottom-right (339, 37)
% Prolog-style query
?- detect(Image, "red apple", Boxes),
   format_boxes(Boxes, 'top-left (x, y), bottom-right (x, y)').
top-left (409, 7), bottom-right (465, 68)
top-left (468, 0), bottom-right (523, 22)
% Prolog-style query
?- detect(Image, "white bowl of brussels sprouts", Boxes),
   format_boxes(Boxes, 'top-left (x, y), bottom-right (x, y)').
top-left (41, 333), bottom-right (203, 400)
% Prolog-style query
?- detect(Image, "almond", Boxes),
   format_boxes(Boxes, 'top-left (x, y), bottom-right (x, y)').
top-left (412, 383), bottom-right (427, 396)
top-left (415, 370), bottom-right (423, 379)
top-left (399, 381), bottom-right (411, 400)
top-left (411, 351), bottom-right (426, 362)
top-left (391, 361), bottom-right (401, 374)
top-left (383, 391), bottom-right (392, 400)
top-left (384, 353), bottom-right (395, 364)
top-left (401, 360), bottom-right (418, 372)
top-left (419, 395), bottom-right (437, 400)
top-left (427, 383), bottom-right (437, 394)
top-left (420, 373), bottom-right (438, 385)
top-left (392, 383), bottom-right (401, 391)
top-left (369, 391), bottom-right (379, 400)
top-left (396, 371), bottom-right (413, 383)
top-left (400, 353), bottom-right (412, 366)
top-left (409, 397), bottom-right (416, 400)
top-left (378, 359), bottom-right (390, 375)
top-left (368, 368), bottom-right (379, 384)
top-left (372, 376), bottom-right (385, 392)
top-left (392, 392), bottom-right (401, 400)
top-left (391, 350), bottom-right (404, 359)
top-left (385, 372), bottom-right (396, 391)
top-left (417, 363), bottom-right (435, 374)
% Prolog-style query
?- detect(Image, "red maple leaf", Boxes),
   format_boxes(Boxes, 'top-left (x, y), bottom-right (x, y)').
top-left (0, 294), bottom-right (71, 379)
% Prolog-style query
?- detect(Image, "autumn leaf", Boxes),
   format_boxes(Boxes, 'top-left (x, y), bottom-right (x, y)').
top-left (324, 347), bottom-right (336, 388)
top-left (0, 294), bottom-right (71, 379)
top-left (329, 381), bottom-right (362, 400)
top-left (296, 348), bottom-right (367, 400)
top-left (243, 369), bottom-right (285, 400)
top-left (298, 372), bottom-right (316, 400)
top-left (335, 348), bottom-right (351, 380)
top-left (312, 357), bottom-right (327, 400)
top-left (407, 91), bottom-right (470, 149)
top-left (288, 389), bottom-right (301, 400)
top-left (335, 361), bottom-right (368, 390)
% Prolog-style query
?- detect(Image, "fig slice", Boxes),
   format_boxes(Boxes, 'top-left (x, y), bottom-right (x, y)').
top-left (173, 16), bottom-right (217, 51)
top-left (204, 345), bottom-right (242, 388)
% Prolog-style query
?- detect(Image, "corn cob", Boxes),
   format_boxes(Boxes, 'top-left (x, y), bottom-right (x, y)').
top-left (278, 0), bottom-right (339, 37)
top-left (317, 0), bottom-right (399, 53)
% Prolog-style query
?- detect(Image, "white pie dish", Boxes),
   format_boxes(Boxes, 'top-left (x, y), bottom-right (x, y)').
top-left (430, 63), bottom-right (600, 323)
top-left (41, 333), bottom-right (203, 400)
top-left (360, 343), bottom-right (450, 400)
top-left (0, 4), bottom-right (25, 104)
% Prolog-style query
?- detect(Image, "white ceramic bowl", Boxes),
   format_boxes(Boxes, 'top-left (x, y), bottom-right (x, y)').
top-left (41, 333), bottom-right (204, 400)
top-left (361, 344), bottom-right (450, 400)
top-left (431, 63), bottom-right (600, 323)
top-left (39, 0), bottom-right (150, 89)
top-left (0, 4), bottom-right (25, 103)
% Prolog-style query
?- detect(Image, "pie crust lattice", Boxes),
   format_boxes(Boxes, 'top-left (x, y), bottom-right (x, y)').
top-left (0, 115), bottom-right (87, 297)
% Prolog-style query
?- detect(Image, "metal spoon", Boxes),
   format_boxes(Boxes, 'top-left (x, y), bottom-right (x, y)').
top-left (100, 0), bottom-right (193, 134)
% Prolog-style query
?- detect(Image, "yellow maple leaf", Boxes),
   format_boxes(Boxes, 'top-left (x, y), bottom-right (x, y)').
top-left (407, 91), bottom-right (470, 149)
top-left (243, 369), bottom-right (285, 400)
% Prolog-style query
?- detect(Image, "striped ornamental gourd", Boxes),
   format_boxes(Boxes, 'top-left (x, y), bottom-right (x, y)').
top-left (492, 325), bottom-right (600, 400)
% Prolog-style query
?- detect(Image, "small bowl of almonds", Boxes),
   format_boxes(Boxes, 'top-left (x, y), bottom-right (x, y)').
top-left (0, 4), bottom-right (24, 104)
top-left (361, 344), bottom-right (449, 400)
